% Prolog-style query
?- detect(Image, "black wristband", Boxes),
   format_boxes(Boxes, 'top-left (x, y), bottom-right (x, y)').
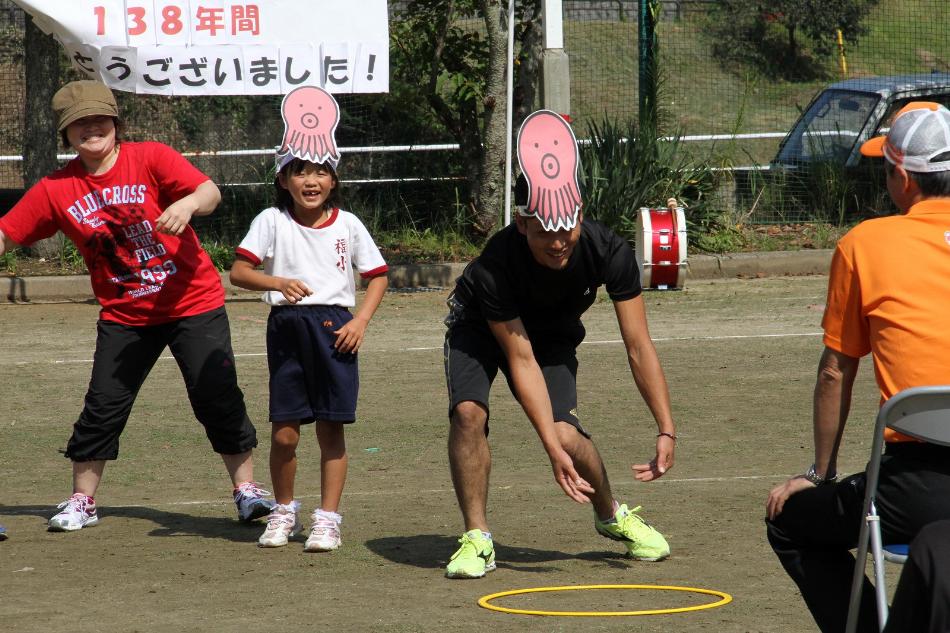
top-left (657, 432), bottom-right (677, 441)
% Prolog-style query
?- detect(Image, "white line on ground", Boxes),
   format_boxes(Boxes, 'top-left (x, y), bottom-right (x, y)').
top-left (88, 474), bottom-right (787, 509)
top-left (35, 331), bottom-right (822, 364)
top-left (591, 332), bottom-right (823, 345)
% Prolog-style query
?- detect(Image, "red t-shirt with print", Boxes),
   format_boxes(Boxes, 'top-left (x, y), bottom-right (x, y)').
top-left (0, 141), bottom-right (224, 325)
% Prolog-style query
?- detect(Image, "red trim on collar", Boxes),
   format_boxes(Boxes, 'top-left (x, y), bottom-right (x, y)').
top-left (290, 206), bottom-right (339, 229)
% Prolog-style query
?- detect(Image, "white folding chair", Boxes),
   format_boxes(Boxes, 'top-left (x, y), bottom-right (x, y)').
top-left (845, 385), bottom-right (950, 633)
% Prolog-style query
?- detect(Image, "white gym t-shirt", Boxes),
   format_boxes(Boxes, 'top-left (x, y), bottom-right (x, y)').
top-left (236, 206), bottom-right (388, 307)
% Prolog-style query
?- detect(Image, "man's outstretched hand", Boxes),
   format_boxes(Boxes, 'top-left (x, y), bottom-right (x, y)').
top-left (549, 447), bottom-right (594, 503)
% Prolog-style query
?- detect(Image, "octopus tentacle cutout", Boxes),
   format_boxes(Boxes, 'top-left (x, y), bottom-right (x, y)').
top-left (276, 85), bottom-right (341, 171)
top-left (516, 110), bottom-right (582, 232)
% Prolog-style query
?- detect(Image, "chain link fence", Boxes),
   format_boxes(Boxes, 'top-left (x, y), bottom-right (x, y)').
top-left (0, 0), bottom-right (945, 249)
top-left (565, 0), bottom-right (949, 224)
top-left (0, 1), bottom-right (466, 248)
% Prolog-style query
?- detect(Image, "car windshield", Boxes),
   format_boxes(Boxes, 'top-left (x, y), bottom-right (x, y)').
top-left (776, 90), bottom-right (880, 164)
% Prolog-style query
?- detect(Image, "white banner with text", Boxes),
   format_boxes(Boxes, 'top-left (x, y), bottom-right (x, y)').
top-left (13, 0), bottom-right (389, 94)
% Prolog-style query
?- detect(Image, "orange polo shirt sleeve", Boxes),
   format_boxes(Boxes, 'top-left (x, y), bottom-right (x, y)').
top-left (822, 243), bottom-right (871, 359)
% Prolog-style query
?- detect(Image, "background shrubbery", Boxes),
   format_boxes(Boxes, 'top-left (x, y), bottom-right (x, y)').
top-left (1, 0), bottom-right (941, 271)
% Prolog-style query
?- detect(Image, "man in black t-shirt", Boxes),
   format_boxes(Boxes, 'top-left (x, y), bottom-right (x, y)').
top-left (442, 110), bottom-right (677, 579)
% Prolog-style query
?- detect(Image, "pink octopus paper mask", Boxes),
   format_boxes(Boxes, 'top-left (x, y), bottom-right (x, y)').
top-left (516, 110), bottom-right (582, 232)
top-left (276, 86), bottom-right (341, 171)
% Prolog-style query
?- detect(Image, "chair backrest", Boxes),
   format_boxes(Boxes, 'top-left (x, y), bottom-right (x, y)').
top-left (880, 385), bottom-right (950, 446)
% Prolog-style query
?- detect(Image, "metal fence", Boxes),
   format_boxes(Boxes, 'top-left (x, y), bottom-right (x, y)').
top-left (0, 0), bottom-right (946, 244)
top-left (0, 1), bottom-right (461, 245)
top-left (565, 0), bottom-right (949, 223)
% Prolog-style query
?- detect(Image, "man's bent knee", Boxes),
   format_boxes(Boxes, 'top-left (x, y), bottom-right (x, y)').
top-left (450, 401), bottom-right (488, 435)
top-left (554, 419), bottom-right (588, 449)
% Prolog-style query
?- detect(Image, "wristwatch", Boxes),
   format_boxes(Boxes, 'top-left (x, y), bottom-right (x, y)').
top-left (803, 463), bottom-right (838, 485)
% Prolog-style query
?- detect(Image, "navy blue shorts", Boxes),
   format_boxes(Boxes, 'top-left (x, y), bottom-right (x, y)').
top-left (443, 319), bottom-right (590, 438)
top-left (266, 305), bottom-right (358, 424)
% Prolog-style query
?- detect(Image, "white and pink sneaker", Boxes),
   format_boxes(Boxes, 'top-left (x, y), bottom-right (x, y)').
top-left (258, 502), bottom-right (302, 548)
top-left (48, 493), bottom-right (99, 532)
top-left (304, 509), bottom-right (342, 552)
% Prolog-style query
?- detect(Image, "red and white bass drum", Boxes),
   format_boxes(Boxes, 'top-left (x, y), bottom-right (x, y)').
top-left (635, 206), bottom-right (688, 290)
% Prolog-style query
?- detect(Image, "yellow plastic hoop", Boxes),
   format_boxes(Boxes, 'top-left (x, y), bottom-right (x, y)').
top-left (478, 584), bottom-right (733, 617)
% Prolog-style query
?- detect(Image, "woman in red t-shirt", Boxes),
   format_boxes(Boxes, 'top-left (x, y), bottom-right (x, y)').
top-left (0, 81), bottom-right (274, 533)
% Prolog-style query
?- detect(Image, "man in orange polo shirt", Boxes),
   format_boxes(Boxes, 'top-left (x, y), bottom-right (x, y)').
top-left (765, 102), bottom-right (950, 633)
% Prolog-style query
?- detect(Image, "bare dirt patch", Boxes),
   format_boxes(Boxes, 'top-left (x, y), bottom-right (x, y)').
top-left (0, 278), bottom-right (894, 633)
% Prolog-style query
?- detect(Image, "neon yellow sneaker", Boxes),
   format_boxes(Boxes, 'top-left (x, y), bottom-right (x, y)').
top-left (445, 529), bottom-right (496, 579)
top-left (595, 503), bottom-right (670, 561)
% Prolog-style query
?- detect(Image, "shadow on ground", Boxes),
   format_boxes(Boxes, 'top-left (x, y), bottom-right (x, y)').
top-left (0, 504), bottom-right (262, 542)
top-left (365, 534), bottom-right (630, 573)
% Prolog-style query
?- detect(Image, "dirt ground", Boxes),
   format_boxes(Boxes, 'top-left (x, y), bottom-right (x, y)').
top-left (0, 277), bottom-right (894, 632)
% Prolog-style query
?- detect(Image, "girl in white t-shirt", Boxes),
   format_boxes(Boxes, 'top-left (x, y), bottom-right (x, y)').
top-left (230, 155), bottom-right (388, 551)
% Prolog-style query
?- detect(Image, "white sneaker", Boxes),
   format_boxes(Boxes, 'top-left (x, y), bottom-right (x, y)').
top-left (48, 494), bottom-right (99, 532)
top-left (258, 503), bottom-right (301, 548)
top-left (304, 509), bottom-right (342, 552)
top-left (233, 482), bottom-right (275, 522)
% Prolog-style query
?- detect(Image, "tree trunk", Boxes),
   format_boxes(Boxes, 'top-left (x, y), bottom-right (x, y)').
top-left (23, 16), bottom-right (63, 259)
top-left (472, 0), bottom-right (509, 236)
top-left (514, 0), bottom-right (543, 125)
top-left (786, 24), bottom-right (798, 64)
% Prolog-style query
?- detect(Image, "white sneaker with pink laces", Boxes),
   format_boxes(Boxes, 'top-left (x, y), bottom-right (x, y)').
top-left (304, 509), bottom-right (342, 552)
top-left (48, 493), bottom-right (99, 531)
top-left (258, 502), bottom-right (301, 548)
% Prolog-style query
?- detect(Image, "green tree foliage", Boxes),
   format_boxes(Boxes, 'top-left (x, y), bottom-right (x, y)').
top-left (388, 0), bottom-right (542, 237)
top-left (705, 0), bottom-right (881, 80)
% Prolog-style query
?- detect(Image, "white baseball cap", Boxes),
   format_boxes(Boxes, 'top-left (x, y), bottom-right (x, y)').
top-left (860, 101), bottom-right (950, 173)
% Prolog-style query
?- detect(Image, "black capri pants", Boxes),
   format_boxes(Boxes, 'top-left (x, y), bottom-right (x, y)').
top-left (65, 307), bottom-right (257, 461)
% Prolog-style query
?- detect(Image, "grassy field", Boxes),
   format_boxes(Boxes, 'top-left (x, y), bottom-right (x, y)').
top-left (0, 276), bottom-right (900, 632)
top-left (567, 0), bottom-right (950, 164)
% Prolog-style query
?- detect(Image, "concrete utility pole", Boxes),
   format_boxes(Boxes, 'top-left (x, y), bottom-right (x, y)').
top-left (541, 0), bottom-right (570, 118)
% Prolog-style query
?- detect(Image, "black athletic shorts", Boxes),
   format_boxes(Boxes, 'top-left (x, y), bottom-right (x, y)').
top-left (443, 319), bottom-right (590, 438)
top-left (65, 307), bottom-right (257, 461)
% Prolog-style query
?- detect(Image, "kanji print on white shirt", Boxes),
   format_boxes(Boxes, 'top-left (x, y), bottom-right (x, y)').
top-left (235, 206), bottom-right (387, 307)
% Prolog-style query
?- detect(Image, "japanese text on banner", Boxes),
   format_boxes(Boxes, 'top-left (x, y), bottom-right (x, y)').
top-left (12, 0), bottom-right (389, 95)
